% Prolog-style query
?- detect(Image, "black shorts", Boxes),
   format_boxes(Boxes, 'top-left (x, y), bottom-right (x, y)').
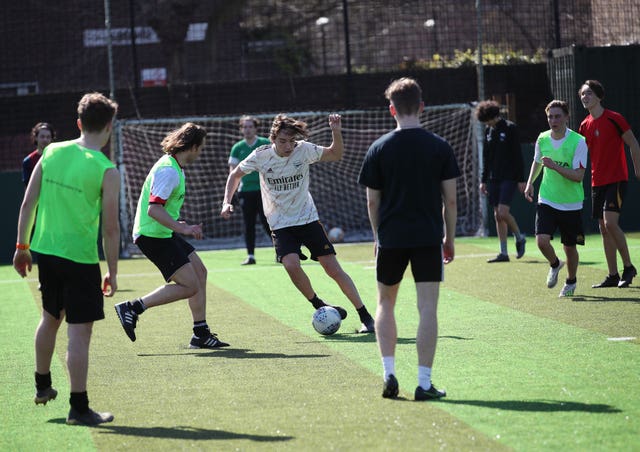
top-left (488, 180), bottom-right (518, 207)
top-left (272, 221), bottom-right (335, 262)
top-left (135, 233), bottom-right (195, 282)
top-left (376, 245), bottom-right (443, 286)
top-left (591, 182), bottom-right (627, 219)
top-left (535, 203), bottom-right (585, 246)
top-left (37, 253), bottom-right (104, 324)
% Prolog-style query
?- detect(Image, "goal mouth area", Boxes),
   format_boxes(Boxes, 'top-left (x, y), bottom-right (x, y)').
top-left (115, 106), bottom-right (481, 254)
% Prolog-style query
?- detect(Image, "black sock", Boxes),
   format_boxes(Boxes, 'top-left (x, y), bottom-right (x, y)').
top-left (69, 391), bottom-right (89, 413)
top-left (308, 294), bottom-right (326, 310)
top-left (566, 277), bottom-right (577, 284)
top-left (35, 371), bottom-right (52, 391)
top-left (193, 320), bottom-right (210, 338)
top-left (551, 258), bottom-right (560, 268)
top-left (357, 305), bottom-right (373, 323)
top-left (131, 298), bottom-right (146, 314)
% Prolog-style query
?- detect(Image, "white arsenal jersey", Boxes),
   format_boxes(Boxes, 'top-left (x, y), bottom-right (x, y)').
top-left (238, 141), bottom-right (323, 230)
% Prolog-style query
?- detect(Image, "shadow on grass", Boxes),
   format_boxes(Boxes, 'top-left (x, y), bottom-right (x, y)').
top-left (438, 399), bottom-right (621, 413)
top-left (47, 419), bottom-right (293, 441)
top-left (319, 334), bottom-right (473, 343)
top-left (517, 259), bottom-right (600, 266)
top-left (138, 349), bottom-right (331, 359)
top-left (571, 292), bottom-right (640, 303)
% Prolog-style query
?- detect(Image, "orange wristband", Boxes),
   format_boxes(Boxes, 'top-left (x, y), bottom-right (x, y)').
top-left (16, 243), bottom-right (30, 250)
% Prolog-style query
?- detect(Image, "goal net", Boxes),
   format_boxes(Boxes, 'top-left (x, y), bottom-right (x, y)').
top-left (115, 105), bottom-right (481, 254)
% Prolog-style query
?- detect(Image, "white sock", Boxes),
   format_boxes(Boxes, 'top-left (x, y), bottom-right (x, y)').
top-left (418, 365), bottom-right (432, 389)
top-left (382, 356), bottom-right (395, 380)
top-left (248, 254), bottom-right (255, 259)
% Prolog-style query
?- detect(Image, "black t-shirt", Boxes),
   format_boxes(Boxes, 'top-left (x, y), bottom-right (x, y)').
top-left (481, 118), bottom-right (524, 183)
top-left (358, 128), bottom-right (460, 248)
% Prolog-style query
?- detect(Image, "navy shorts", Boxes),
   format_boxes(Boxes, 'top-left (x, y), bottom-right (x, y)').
top-left (376, 245), bottom-right (443, 286)
top-left (535, 203), bottom-right (585, 246)
top-left (272, 221), bottom-right (335, 262)
top-left (135, 233), bottom-right (195, 282)
top-left (488, 180), bottom-right (518, 207)
top-left (37, 253), bottom-right (104, 324)
top-left (591, 182), bottom-right (627, 219)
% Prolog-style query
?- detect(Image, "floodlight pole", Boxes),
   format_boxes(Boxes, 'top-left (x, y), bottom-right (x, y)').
top-left (476, 0), bottom-right (485, 102)
top-left (104, 0), bottom-right (116, 101)
top-left (476, 0), bottom-right (488, 236)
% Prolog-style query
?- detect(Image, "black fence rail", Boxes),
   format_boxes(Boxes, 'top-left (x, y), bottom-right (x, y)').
top-left (1, 0), bottom-right (638, 96)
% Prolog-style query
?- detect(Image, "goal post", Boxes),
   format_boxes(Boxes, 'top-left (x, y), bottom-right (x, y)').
top-left (114, 105), bottom-right (482, 254)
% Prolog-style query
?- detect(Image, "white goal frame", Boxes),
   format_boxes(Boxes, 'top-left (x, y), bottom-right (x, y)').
top-left (114, 105), bottom-right (482, 256)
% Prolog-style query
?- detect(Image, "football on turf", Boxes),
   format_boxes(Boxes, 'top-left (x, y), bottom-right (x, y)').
top-left (328, 227), bottom-right (344, 243)
top-left (312, 306), bottom-right (342, 335)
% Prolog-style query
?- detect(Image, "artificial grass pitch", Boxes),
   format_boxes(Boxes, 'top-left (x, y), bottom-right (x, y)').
top-left (1, 235), bottom-right (638, 451)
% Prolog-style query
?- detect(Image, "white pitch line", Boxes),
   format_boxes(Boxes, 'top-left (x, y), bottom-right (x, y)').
top-left (607, 337), bottom-right (637, 342)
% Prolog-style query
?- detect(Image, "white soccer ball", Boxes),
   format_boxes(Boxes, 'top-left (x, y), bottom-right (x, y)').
top-left (328, 227), bottom-right (344, 243)
top-left (312, 306), bottom-right (342, 335)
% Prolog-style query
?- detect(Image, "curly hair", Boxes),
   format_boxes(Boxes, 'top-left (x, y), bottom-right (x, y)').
top-left (475, 100), bottom-right (501, 122)
top-left (269, 114), bottom-right (309, 141)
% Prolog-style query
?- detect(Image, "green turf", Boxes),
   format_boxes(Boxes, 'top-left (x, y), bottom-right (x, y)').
top-left (0, 266), bottom-right (96, 451)
top-left (1, 235), bottom-right (638, 451)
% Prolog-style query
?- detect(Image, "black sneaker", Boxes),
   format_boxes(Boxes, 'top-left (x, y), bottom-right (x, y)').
top-left (516, 237), bottom-right (526, 259)
top-left (487, 253), bottom-right (509, 263)
top-left (382, 374), bottom-right (399, 399)
top-left (328, 305), bottom-right (347, 320)
top-left (189, 333), bottom-right (230, 349)
top-left (592, 274), bottom-right (620, 288)
top-left (34, 386), bottom-right (57, 405)
top-left (66, 407), bottom-right (114, 426)
top-left (114, 301), bottom-right (138, 342)
top-left (357, 318), bottom-right (375, 333)
top-left (618, 265), bottom-right (637, 288)
top-left (415, 384), bottom-right (446, 401)
top-left (241, 257), bottom-right (256, 265)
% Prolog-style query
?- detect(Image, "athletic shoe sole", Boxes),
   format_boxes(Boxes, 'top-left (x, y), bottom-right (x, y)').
top-left (114, 303), bottom-right (137, 342)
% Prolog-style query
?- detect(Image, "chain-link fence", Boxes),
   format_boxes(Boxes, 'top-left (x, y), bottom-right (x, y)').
top-left (1, 0), bottom-right (638, 96)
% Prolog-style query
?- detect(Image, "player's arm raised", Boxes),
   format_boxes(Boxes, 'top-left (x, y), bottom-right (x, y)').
top-left (221, 166), bottom-right (247, 218)
top-left (320, 114), bottom-right (343, 162)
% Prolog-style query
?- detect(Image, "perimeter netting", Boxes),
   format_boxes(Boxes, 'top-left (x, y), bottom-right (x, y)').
top-left (116, 105), bottom-right (481, 253)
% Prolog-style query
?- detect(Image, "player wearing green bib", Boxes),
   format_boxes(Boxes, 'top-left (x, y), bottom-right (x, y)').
top-left (525, 100), bottom-right (588, 297)
top-left (13, 92), bottom-right (120, 426)
top-left (115, 122), bottom-right (229, 349)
